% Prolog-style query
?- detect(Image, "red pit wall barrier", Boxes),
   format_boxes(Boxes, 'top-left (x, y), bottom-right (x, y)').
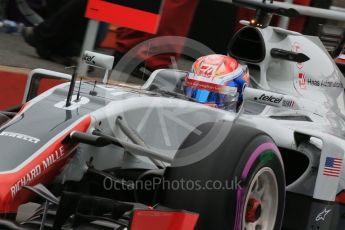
top-left (0, 68), bottom-right (28, 110)
top-left (0, 66), bottom-right (68, 110)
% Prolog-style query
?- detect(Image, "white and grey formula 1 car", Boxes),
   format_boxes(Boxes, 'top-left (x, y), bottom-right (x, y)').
top-left (0, 1), bottom-right (344, 230)
top-left (0, 54), bottom-right (286, 230)
top-left (0, 53), bottom-right (286, 230)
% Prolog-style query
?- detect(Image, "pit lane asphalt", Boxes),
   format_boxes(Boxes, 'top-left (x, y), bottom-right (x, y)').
top-left (0, 32), bottom-right (68, 72)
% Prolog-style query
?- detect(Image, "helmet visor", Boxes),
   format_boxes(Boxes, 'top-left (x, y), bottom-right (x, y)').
top-left (184, 76), bottom-right (239, 110)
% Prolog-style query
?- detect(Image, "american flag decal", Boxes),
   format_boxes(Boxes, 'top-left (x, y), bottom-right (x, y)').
top-left (323, 157), bottom-right (343, 177)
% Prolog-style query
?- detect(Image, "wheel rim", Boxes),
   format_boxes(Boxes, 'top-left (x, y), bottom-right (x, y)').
top-left (242, 167), bottom-right (279, 230)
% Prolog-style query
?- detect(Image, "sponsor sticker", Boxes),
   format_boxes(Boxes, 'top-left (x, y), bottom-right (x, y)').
top-left (185, 78), bottom-right (237, 95)
top-left (256, 94), bottom-right (283, 104)
top-left (199, 63), bottom-right (217, 78)
top-left (315, 208), bottom-right (331, 222)
top-left (298, 73), bottom-right (307, 89)
top-left (10, 146), bottom-right (65, 198)
top-left (297, 74), bottom-right (343, 90)
top-left (282, 100), bottom-right (295, 108)
top-left (0, 131), bottom-right (40, 144)
top-left (82, 53), bottom-right (96, 65)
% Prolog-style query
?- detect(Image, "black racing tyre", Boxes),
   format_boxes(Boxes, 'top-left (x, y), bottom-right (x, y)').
top-left (159, 121), bottom-right (285, 230)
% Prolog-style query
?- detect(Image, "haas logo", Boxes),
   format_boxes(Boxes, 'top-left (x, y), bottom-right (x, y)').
top-left (83, 54), bottom-right (96, 65)
top-left (199, 64), bottom-right (216, 77)
top-left (298, 73), bottom-right (307, 89)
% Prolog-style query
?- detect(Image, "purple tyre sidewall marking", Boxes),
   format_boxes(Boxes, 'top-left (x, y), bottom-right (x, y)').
top-left (234, 142), bottom-right (282, 230)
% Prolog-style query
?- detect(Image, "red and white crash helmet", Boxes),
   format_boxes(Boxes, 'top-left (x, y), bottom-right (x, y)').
top-left (185, 54), bottom-right (250, 111)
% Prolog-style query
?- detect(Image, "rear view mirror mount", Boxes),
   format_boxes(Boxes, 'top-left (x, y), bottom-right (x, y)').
top-left (23, 69), bottom-right (72, 103)
top-left (82, 51), bottom-right (114, 84)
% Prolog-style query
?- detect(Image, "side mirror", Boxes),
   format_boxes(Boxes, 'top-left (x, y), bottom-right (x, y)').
top-left (142, 69), bottom-right (188, 93)
top-left (82, 51), bottom-right (114, 83)
top-left (23, 69), bottom-right (71, 103)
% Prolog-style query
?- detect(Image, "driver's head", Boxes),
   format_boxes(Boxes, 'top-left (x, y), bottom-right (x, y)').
top-left (185, 54), bottom-right (250, 111)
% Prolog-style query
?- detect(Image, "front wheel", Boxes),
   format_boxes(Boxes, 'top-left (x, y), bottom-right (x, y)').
top-left (159, 122), bottom-right (285, 230)
top-left (242, 160), bottom-right (281, 230)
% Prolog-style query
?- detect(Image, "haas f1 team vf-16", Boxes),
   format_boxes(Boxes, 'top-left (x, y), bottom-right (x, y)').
top-left (0, 0), bottom-right (345, 229)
